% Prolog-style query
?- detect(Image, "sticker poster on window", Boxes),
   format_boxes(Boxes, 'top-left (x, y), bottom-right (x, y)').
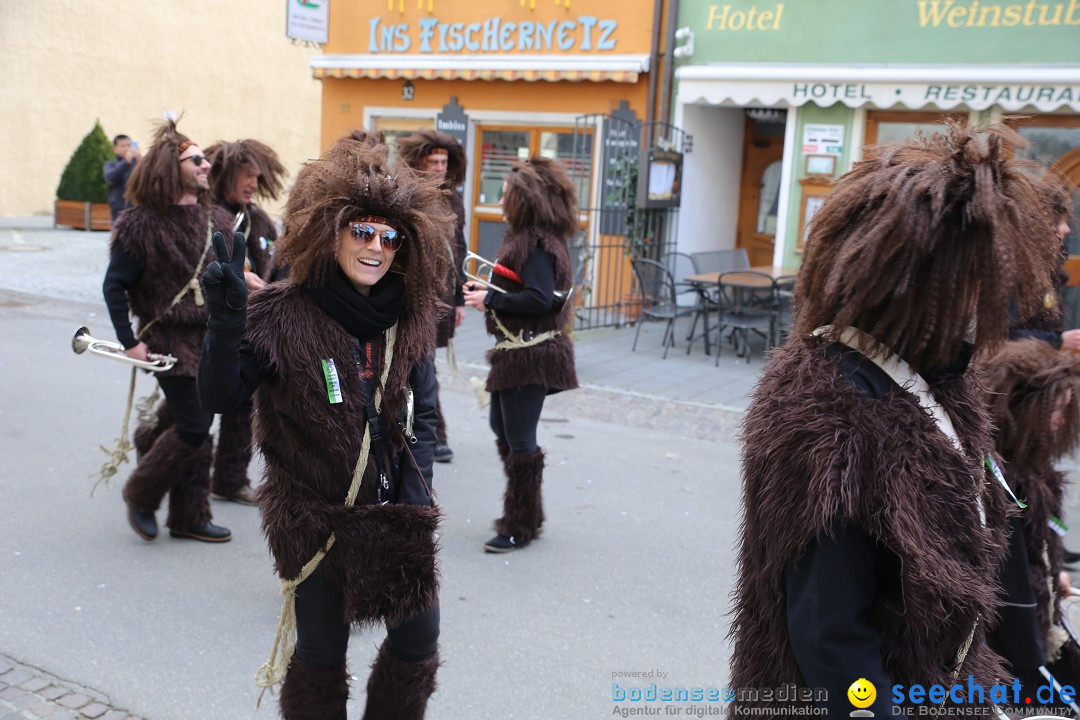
top-left (802, 124), bottom-right (845, 155)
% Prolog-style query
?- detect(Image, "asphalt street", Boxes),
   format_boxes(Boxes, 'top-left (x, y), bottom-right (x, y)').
top-left (0, 289), bottom-right (740, 719)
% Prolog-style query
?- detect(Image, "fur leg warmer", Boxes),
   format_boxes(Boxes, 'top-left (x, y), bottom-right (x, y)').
top-left (362, 641), bottom-right (439, 720)
top-left (495, 448), bottom-right (545, 545)
top-left (211, 410), bottom-right (254, 496)
top-left (165, 435), bottom-right (214, 530)
top-left (123, 426), bottom-right (200, 512)
top-left (133, 402), bottom-right (173, 458)
top-left (279, 659), bottom-right (349, 720)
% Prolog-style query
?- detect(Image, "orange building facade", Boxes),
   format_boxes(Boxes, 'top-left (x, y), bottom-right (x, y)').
top-left (313, 1), bottom-right (670, 323)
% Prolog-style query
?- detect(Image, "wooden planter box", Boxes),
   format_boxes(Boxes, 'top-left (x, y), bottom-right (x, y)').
top-left (54, 199), bottom-right (111, 231)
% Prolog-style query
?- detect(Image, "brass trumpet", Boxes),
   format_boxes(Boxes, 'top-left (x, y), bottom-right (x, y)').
top-left (72, 327), bottom-right (177, 373)
top-left (462, 251), bottom-right (573, 311)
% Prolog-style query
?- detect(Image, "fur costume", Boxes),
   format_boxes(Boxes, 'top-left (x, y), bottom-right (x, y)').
top-left (247, 282), bottom-right (440, 627)
top-left (983, 339), bottom-right (1080, 677)
top-left (494, 448), bottom-right (545, 545)
top-left (730, 334), bottom-right (1012, 711)
top-left (279, 659), bottom-right (349, 720)
top-left (362, 640), bottom-right (440, 720)
top-left (124, 429), bottom-right (213, 530)
top-left (484, 226), bottom-right (578, 393)
top-left (395, 130), bottom-right (467, 349)
top-left (109, 203), bottom-right (234, 377)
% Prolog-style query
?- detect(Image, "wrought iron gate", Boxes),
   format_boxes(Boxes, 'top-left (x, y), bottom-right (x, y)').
top-left (568, 108), bottom-right (691, 330)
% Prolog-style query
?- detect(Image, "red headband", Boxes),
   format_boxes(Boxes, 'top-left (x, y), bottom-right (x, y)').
top-left (427, 149), bottom-right (449, 157)
top-left (177, 140), bottom-right (193, 155)
top-left (355, 215), bottom-right (400, 231)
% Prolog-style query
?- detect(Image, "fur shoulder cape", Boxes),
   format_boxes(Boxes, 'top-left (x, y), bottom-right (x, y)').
top-left (730, 334), bottom-right (1011, 705)
top-left (110, 203), bottom-right (233, 377)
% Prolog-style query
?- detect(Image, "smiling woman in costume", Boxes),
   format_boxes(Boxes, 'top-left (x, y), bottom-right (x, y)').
top-left (198, 131), bottom-right (451, 719)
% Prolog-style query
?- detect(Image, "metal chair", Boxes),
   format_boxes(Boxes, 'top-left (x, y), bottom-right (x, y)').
top-left (691, 248), bottom-right (750, 274)
top-left (630, 258), bottom-right (698, 359)
top-left (772, 274), bottom-right (797, 347)
top-left (714, 270), bottom-right (779, 365)
top-left (662, 251), bottom-right (715, 354)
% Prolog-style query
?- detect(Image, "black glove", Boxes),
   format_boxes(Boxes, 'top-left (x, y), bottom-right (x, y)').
top-left (202, 231), bottom-right (248, 331)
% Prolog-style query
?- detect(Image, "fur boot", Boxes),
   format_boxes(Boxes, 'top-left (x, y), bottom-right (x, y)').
top-left (133, 402), bottom-right (173, 459)
top-left (211, 410), bottom-right (254, 497)
top-left (279, 658), bottom-right (349, 720)
top-left (362, 641), bottom-right (439, 720)
top-left (494, 448), bottom-right (545, 545)
top-left (165, 435), bottom-right (213, 530)
top-left (124, 426), bottom-right (201, 512)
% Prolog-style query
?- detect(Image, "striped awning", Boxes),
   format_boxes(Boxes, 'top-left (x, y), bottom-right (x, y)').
top-left (311, 54), bottom-right (649, 83)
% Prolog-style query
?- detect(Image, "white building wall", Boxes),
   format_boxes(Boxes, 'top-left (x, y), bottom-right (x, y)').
top-left (0, 0), bottom-right (322, 217)
top-left (674, 104), bottom-right (744, 254)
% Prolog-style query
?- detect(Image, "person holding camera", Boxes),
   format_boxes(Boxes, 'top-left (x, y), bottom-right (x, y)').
top-left (198, 131), bottom-right (450, 719)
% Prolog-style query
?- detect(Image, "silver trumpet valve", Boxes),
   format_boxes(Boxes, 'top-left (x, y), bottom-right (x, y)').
top-left (72, 327), bottom-right (177, 373)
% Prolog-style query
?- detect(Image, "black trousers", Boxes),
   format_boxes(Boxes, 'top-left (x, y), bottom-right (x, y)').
top-left (294, 573), bottom-right (440, 668)
top-left (157, 376), bottom-right (212, 447)
top-left (489, 384), bottom-right (547, 453)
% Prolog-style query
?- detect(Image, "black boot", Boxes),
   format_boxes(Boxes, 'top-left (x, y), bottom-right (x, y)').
top-left (123, 427), bottom-right (198, 541)
top-left (486, 448), bottom-right (545, 552)
top-left (279, 659), bottom-right (349, 720)
top-left (362, 641), bottom-right (439, 720)
top-left (166, 436), bottom-right (231, 543)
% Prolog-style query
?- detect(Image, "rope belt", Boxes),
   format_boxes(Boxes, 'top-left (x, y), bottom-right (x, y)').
top-left (492, 311), bottom-right (560, 350)
top-left (254, 324), bottom-right (397, 703)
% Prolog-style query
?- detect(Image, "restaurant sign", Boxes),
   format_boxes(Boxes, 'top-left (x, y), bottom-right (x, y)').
top-left (676, 69), bottom-right (1080, 113)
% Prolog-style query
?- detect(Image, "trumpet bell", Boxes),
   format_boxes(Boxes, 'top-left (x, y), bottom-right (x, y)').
top-left (71, 326), bottom-right (178, 373)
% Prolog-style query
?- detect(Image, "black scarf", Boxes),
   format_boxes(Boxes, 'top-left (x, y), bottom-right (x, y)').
top-left (305, 267), bottom-right (405, 341)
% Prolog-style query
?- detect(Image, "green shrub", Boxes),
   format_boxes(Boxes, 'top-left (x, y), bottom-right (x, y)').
top-left (56, 121), bottom-right (113, 203)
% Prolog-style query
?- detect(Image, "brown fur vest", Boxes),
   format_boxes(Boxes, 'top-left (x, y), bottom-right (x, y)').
top-left (731, 335), bottom-right (1011, 709)
top-left (110, 204), bottom-right (233, 377)
top-left (245, 282), bottom-right (439, 627)
top-left (484, 227), bottom-right (578, 393)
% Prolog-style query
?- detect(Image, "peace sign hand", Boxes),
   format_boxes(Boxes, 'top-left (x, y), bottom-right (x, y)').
top-left (202, 231), bottom-right (248, 330)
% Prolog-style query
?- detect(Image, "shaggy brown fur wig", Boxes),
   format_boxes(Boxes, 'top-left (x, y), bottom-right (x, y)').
top-left (205, 139), bottom-right (287, 202)
top-left (984, 338), bottom-right (1080, 472)
top-left (396, 129), bottom-right (466, 187)
top-left (794, 122), bottom-right (1060, 375)
top-left (503, 155), bottom-right (579, 239)
top-left (273, 131), bottom-right (453, 309)
top-left (125, 119), bottom-right (208, 212)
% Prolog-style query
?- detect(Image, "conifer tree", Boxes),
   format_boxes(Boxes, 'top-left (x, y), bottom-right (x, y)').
top-left (56, 121), bottom-right (112, 203)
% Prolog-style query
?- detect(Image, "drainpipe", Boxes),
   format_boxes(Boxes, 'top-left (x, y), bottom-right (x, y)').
top-left (657, 0), bottom-right (680, 136)
top-left (644, 0), bottom-right (664, 144)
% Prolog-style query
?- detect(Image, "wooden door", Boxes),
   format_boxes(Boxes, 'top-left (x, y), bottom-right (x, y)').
top-left (736, 117), bottom-right (785, 267)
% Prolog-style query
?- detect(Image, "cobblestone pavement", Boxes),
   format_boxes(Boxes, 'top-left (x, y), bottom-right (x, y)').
top-left (0, 655), bottom-right (143, 720)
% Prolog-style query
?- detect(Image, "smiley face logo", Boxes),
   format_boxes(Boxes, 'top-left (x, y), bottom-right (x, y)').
top-left (848, 678), bottom-right (876, 709)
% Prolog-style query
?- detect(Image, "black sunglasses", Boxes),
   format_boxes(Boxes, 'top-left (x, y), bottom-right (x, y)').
top-left (350, 223), bottom-right (404, 251)
top-left (180, 155), bottom-right (207, 166)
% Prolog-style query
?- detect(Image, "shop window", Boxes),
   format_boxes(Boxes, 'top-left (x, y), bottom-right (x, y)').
top-left (477, 129), bottom-right (530, 206)
top-left (371, 116), bottom-right (436, 162)
top-left (865, 111), bottom-right (966, 145)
